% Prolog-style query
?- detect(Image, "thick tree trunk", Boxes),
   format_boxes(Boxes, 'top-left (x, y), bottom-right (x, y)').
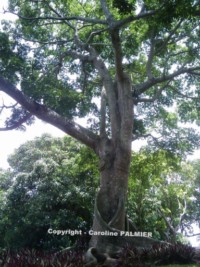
top-left (89, 141), bottom-right (162, 253)
top-left (90, 138), bottom-right (131, 249)
top-left (89, 74), bottom-right (161, 253)
top-left (89, 72), bottom-right (134, 251)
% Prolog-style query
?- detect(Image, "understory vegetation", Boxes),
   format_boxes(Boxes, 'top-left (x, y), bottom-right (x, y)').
top-left (0, 242), bottom-right (198, 266)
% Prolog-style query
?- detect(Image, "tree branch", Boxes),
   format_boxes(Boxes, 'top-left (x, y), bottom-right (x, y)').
top-left (171, 86), bottom-right (200, 100)
top-left (185, 233), bottom-right (200, 237)
top-left (146, 30), bottom-right (156, 80)
top-left (114, 9), bottom-right (159, 29)
top-left (0, 76), bottom-right (98, 151)
top-left (79, 43), bottom-right (119, 141)
top-left (110, 29), bottom-right (124, 80)
top-left (0, 99), bottom-right (18, 111)
top-left (100, 0), bottom-right (114, 23)
top-left (134, 81), bottom-right (171, 104)
top-left (155, 20), bottom-right (183, 56)
top-left (0, 113), bottom-right (32, 131)
top-left (134, 66), bottom-right (200, 94)
top-left (43, 1), bottom-right (75, 30)
top-left (8, 10), bottom-right (107, 25)
top-left (60, 28), bottom-right (119, 141)
top-left (158, 207), bottom-right (176, 241)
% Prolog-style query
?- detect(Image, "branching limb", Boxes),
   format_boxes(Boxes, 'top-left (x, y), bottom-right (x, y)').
top-left (0, 113), bottom-right (32, 131)
top-left (158, 207), bottom-right (177, 242)
top-left (7, 10), bottom-right (107, 25)
top-left (86, 28), bottom-right (109, 44)
top-left (43, 0), bottom-right (75, 30)
top-left (68, 26), bottom-right (119, 140)
top-left (114, 6), bottom-right (161, 29)
top-left (155, 20), bottom-right (183, 55)
top-left (132, 133), bottom-right (162, 143)
top-left (134, 66), bottom-right (200, 94)
top-left (146, 30), bottom-right (156, 80)
top-left (0, 99), bottom-right (18, 114)
top-left (0, 76), bottom-right (98, 150)
top-left (100, 0), bottom-right (114, 23)
top-left (134, 81), bottom-right (171, 104)
top-left (170, 85), bottom-right (200, 100)
top-left (185, 233), bottom-right (200, 237)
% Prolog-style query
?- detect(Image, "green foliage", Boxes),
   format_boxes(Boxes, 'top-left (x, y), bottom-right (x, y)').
top-left (113, 0), bottom-right (136, 15)
top-left (0, 134), bottom-right (98, 250)
top-left (0, 30), bottom-right (26, 83)
top-left (128, 149), bottom-right (198, 242)
top-left (189, 160), bottom-right (200, 227)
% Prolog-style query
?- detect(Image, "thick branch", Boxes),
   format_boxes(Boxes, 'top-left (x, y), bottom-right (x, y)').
top-left (84, 46), bottom-right (119, 140)
top-left (110, 29), bottom-right (124, 80)
top-left (62, 30), bottom-right (119, 141)
top-left (0, 76), bottom-right (98, 150)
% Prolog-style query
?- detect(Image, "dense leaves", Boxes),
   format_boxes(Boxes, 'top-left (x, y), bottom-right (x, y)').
top-left (117, 243), bottom-right (196, 266)
top-left (128, 150), bottom-right (199, 242)
top-left (0, 134), bottom-right (98, 250)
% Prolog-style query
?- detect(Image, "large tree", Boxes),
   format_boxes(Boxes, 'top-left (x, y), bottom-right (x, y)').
top-left (0, 0), bottom-right (200, 250)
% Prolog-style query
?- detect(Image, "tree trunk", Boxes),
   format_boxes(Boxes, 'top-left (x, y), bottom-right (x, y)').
top-left (90, 137), bottom-right (131, 249)
top-left (89, 74), bottom-right (161, 252)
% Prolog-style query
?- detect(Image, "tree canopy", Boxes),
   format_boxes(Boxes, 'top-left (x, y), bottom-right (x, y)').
top-left (0, 0), bottom-right (199, 154)
top-left (0, 134), bottom-right (98, 250)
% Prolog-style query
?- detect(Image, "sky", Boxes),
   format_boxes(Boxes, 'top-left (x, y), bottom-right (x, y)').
top-left (0, 0), bottom-right (200, 246)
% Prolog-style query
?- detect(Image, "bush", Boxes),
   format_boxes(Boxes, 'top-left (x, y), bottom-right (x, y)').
top-left (116, 242), bottom-right (196, 266)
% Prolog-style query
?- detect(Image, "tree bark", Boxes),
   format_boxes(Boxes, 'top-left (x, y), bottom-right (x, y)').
top-left (90, 138), bottom-right (130, 248)
top-left (89, 72), bottom-right (134, 250)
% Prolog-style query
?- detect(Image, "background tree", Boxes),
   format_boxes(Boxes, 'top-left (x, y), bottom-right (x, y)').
top-left (0, 134), bottom-right (98, 250)
top-left (185, 159), bottom-right (200, 240)
top-left (128, 150), bottom-right (198, 244)
top-left (0, 0), bottom-right (200, 250)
